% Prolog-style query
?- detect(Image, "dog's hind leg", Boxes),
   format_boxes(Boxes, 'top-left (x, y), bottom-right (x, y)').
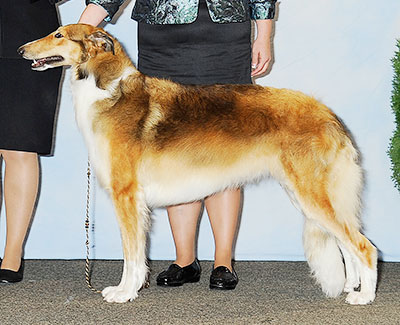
top-left (340, 226), bottom-right (377, 305)
top-left (298, 190), bottom-right (377, 304)
top-left (285, 145), bottom-right (377, 305)
top-left (338, 242), bottom-right (360, 293)
top-left (324, 144), bottom-right (377, 305)
top-left (102, 175), bottom-right (150, 303)
top-left (339, 232), bottom-right (377, 305)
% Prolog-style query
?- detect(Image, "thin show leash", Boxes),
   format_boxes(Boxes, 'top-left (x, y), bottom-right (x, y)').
top-left (84, 160), bottom-right (102, 294)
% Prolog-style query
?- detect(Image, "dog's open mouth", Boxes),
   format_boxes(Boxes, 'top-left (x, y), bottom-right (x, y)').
top-left (31, 56), bottom-right (64, 69)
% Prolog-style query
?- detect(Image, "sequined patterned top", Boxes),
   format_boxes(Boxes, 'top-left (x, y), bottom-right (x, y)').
top-left (86, 0), bottom-right (276, 24)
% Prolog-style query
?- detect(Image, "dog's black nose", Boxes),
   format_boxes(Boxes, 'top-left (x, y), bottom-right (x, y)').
top-left (17, 46), bottom-right (25, 56)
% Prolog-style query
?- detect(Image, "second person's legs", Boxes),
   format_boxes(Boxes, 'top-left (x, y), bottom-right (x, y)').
top-left (167, 188), bottom-right (241, 270)
top-left (157, 188), bottom-right (241, 288)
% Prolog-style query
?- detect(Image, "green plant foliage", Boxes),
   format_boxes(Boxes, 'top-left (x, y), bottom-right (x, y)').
top-left (389, 40), bottom-right (400, 192)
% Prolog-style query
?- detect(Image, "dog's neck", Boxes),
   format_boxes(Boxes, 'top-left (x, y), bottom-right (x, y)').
top-left (73, 46), bottom-right (138, 91)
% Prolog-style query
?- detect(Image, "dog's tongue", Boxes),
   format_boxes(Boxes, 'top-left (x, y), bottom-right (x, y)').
top-left (32, 59), bottom-right (46, 68)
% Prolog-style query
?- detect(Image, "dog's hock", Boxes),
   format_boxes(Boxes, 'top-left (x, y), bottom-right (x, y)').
top-left (88, 31), bottom-right (115, 55)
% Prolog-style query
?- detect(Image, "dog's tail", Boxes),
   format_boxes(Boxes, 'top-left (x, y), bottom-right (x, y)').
top-left (303, 219), bottom-right (345, 297)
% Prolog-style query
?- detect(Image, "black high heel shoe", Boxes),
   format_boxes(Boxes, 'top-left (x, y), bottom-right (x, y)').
top-left (0, 259), bottom-right (24, 283)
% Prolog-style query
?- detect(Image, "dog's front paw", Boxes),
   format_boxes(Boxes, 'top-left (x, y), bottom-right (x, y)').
top-left (345, 291), bottom-right (375, 305)
top-left (102, 285), bottom-right (139, 303)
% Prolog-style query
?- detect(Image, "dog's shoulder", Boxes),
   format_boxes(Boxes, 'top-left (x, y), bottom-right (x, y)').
top-left (143, 77), bottom-right (183, 102)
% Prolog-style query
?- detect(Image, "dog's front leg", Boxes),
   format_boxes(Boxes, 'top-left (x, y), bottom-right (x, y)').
top-left (102, 183), bottom-right (150, 303)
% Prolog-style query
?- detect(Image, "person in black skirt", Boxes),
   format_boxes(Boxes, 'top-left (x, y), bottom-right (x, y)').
top-left (0, 0), bottom-right (62, 283)
top-left (79, 0), bottom-right (276, 290)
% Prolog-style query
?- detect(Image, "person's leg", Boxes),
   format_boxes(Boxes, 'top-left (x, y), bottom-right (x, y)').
top-left (167, 201), bottom-right (202, 267)
top-left (156, 201), bottom-right (202, 286)
top-left (0, 150), bottom-right (39, 271)
top-left (205, 188), bottom-right (241, 271)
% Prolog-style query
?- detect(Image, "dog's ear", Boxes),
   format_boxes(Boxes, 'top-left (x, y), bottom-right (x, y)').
top-left (87, 31), bottom-right (115, 55)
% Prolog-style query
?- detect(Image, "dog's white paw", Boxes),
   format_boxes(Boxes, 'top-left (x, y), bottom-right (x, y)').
top-left (102, 286), bottom-right (138, 303)
top-left (345, 291), bottom-right (375, 305)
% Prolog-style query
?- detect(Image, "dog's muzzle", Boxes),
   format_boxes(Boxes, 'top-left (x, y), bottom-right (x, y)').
top-left (30, 56), bottom-right (64, 70)
top-left (17, 46), bottom-right (64, 70)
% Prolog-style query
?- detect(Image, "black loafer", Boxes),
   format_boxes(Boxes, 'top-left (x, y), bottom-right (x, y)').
top-left (209, 266), bottom-right (238, 290)
top-left (0, 259), bottom-right (24, 284)
top-left (156, 258), bottom-right (201, 286)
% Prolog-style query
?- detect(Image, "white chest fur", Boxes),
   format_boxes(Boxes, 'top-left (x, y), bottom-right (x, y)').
top-left (70, 66), bottom-right (137, 190)
top-left (71, 74), bottom-right (112, 189)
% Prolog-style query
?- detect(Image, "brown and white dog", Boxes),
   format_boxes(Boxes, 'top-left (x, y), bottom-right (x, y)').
top-left (19, 24), bottom-right (377, 304)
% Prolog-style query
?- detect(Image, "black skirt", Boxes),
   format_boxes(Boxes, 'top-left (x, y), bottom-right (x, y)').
top-left (137, 0), bottom-right (252, 85)
top-left (0, 0), bottom-right (62, 155)
top-left (0, 60), bottom-right (62, 155)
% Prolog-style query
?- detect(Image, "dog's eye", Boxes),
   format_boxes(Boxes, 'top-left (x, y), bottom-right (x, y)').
top-left (54, 33), bottom-right (63, 39)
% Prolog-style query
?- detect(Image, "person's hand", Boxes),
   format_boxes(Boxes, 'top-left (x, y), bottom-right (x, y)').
top-left (78, 4), bottom-right (108, 26)
top-left (251, 36), bottom-right (272, 77)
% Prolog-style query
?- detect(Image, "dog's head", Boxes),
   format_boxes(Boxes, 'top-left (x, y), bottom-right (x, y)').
top-left (18, 24), bottom-right (116, 71)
